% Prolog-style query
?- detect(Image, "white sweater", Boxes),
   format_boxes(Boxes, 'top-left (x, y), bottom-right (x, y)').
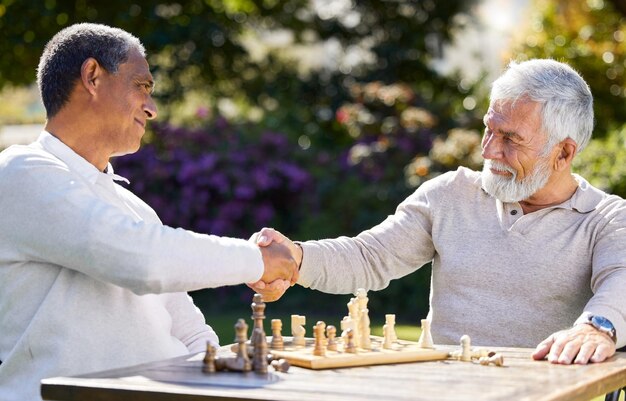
top-left (0, 132), bottom-right (263, 401)
top-left (299, 167), bottom-right (626, 349)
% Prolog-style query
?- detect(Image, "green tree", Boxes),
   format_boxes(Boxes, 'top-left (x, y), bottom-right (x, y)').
top-left (510, 0), bottom-right (626, 137)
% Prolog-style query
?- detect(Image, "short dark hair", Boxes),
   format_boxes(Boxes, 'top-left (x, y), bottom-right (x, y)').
top-left (36, 23), bottom-right (145, 118)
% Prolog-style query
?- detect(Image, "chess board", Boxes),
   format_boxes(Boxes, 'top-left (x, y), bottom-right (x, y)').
top-left (269, 336), bottom-right (449, 370)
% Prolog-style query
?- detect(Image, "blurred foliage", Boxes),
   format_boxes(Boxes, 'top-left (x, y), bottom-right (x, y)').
top-left (510, 0), bottom-right (626, 137)
top-left (0, 85), bottom-right (45, 125)
top-left (573, 124), bottom-right (626, 197)
top-left (0, 0), bottom-right (483, 318)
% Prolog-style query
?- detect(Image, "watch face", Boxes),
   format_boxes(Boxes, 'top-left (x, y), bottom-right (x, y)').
top-left (591, 315), bottom-right (614, 330)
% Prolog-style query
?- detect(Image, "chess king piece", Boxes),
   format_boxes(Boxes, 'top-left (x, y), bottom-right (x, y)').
top-left (253, 327), bottom-right (269, 373)
top-left (203, 342), bottom-right (217, 373)
top-left (291, 314), bottom-right (306, 347)
top-left (313, 321), bottom-right (327, 356)
top-left (270, 319), bottom-right (284, 350)
top-left (250, 293), bottom-right (266, 347)
top-left (356, 289), bottom-right (371, 350)
top-left (326, 325), bottom-right (338, 351)
top-left (383, 314), bottom-right (397, 344)
top-left (416, 319), bottom-right (434, 349)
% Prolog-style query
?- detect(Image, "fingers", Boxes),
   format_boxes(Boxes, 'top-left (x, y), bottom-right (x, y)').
top-left (259, 242), bottom-right (298, 283)
top-left (532, 334), bottom-right (554, 360)
top-left (589, 342), bottom-right (614, 363)
top-left (533, 325), bottom-right (617, 365)
top-left (249, 279), bottom-right (290, 302)
top-left (254, 227), bottom-right (286, 247)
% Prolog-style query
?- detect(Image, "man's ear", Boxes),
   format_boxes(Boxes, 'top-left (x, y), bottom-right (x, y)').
top-left (80, 58), bottom-right (103, 96)
top-left (554, 138), bottom-right (577, 171)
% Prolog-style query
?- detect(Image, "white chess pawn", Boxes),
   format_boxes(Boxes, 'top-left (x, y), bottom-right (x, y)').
top-left (460, 335), bottom-right (472, 362)
top-left (384, 314), bottom-right (397, 343)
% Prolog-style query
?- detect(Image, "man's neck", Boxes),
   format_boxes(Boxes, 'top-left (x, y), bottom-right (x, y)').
top-left (45, 114), bottom-right (110, 172)
top-left (519, 172), bottom-right (579, 214)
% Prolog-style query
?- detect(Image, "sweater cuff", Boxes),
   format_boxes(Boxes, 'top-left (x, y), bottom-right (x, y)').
top-left (296, 241), bottom-right (322, 288)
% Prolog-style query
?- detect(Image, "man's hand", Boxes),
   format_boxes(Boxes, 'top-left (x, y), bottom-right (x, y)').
top-left (532, 324), bottom-right (616, 364)
top-left (258, 241), bottom-right (299, 285)
top-left (248, 228), bottom-right (302, 302)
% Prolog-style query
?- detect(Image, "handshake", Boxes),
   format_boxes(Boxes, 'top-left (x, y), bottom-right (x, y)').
top-left (249, 228), bottom-right (301, 302)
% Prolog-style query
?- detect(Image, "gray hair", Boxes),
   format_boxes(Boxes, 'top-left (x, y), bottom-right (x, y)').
top-left (490, 59), bottom-right (594, 153)
top-left (37, 23), bottom-right (145, 118)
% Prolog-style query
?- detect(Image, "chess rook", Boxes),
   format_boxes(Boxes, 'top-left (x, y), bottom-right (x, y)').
top-left (291, 314), bottom-right (306, 347)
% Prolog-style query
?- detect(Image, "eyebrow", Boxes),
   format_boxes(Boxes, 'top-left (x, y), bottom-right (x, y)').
top-left (483, 115), bottom-right (524, 141)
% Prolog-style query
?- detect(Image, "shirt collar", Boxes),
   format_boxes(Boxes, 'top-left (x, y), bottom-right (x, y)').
top-left (478, 171), bottom-right (604, 213)
top-left (37, 131), bottom-right (130, 185)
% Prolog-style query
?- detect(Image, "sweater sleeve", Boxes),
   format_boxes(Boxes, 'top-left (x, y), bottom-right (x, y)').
top-left (0, 148), bottom-right (263, 295)
top-left (298, 181), bottom-right (436, 294)
top-left (581, 197), bottom-right (626, 348)
top-left (162, 293), bottom-right (220, 351)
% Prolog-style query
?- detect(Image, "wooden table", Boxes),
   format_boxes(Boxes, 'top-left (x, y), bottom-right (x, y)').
top-left (41, 345), bottom-right (626, 401)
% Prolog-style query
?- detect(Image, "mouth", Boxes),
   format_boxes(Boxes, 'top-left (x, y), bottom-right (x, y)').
top-left (134, 118), bottom-right (146, 129)
top-left (489, 168), bottom-right (513, 177)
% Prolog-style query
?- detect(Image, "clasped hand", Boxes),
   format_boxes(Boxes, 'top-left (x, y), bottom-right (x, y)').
top-left (249, 228), bottom-right (302, 301)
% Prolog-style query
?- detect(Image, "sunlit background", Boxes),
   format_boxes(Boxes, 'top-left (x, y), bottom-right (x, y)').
top-left (0, 0), bottom-right (625, 337)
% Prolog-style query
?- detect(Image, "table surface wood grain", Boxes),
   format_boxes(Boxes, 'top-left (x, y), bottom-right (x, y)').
top-left (41, 344), bottom-right (626, 401)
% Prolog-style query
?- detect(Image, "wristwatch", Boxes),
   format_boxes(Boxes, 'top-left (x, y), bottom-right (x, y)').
top-left (583, 315), bottom-right (617, 342)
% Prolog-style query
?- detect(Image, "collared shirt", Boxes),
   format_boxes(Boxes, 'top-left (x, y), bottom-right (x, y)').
top-left (299, 167), bottom-right (626, 348)
top-left (0, 132), bottom-right (263, 401)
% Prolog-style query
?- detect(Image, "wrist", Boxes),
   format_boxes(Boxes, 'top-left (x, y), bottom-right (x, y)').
top-left (294, 242), bottom-right (304, 271)
top-left (577, 314), bottom-right (617, 343)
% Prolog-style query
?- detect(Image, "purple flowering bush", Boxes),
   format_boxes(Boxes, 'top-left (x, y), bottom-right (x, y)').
top-left (113, 118), bottom-right (311, 239)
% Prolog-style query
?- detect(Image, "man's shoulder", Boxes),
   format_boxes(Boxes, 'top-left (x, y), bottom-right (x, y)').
top-left (0, 143), bottom-right (65, 177)
top-left (421, 166), bottom-right (482, 194)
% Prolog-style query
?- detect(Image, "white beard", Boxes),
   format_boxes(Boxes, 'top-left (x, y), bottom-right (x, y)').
top-left (481, 158), bottom-right (552, 203)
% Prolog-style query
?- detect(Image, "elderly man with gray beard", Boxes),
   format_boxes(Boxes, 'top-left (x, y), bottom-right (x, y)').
top-left (250, 59), bottom-right (626, 365)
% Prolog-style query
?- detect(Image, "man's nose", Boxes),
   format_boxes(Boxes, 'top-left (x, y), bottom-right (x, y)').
top-left (481, 134), bottom-right (502, 160)
top-left (144, 97), bottom-right (158, 120)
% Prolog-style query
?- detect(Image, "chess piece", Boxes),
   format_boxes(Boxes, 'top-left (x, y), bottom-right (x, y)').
top-left (253, 327), bottom-right (268, 373)
top-left (356, 289), bottom-right (371, 350)
top-left (460, 335), bottom-right (472, 362)
top-left (217, 319), bottom-right (252, 372)
top-left (326, 325), bottom-right (338, 351)
top-left (291, 314), bottom-right (306, 347)
top-left (340, 316), bottom-right (356, 345)
top-left (203, 342), bottom-right (216, 373)
top-left (383, 314), bottom-right (397, 344)
top-left (382, 324), bottom-right (394, 349)
top-left (416, 319), bottom-right (434, 349)
top-left (347, 298), bottom-right (361, 348)
top-left (234, 318), bottom-right (253, 371)
top-left (270, 319), bottom-right (284, 350)
top-left (479, 352), bottom-right (504, 367)
top-left (344, 328), bottom-right (357, 353)
top-left (313, 321), bottom-right (326, 356)
top-left (250, 293), bottom-right (266, 347)
top-left (271, 358), bottom-right (291, 372)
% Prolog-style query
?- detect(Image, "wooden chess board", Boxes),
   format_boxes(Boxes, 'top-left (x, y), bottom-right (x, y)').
top-left (270, 336), bottom-right (449, 370)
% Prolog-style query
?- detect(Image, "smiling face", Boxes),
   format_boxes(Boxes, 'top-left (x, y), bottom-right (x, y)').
top-left (96, 47), bottom-right (157, 157)
top-left (480, 99), bottom-right (555, 202)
